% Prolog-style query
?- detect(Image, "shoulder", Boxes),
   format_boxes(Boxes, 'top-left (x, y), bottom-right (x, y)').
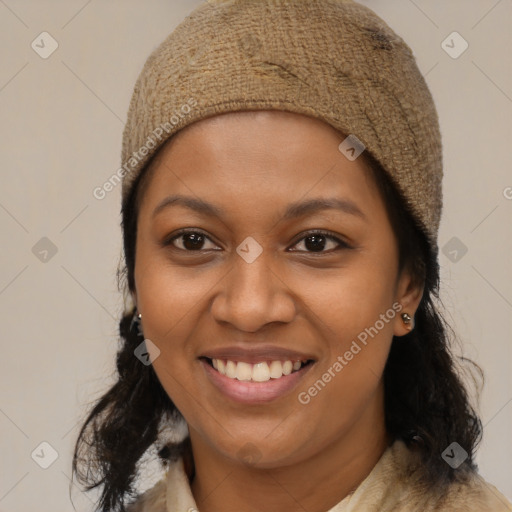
top-left (433, 472), bottom-right (512, 511)
top-left (389, 441), bottom-right (512, 511)
top-left (339, 440), bottom-right (512, 511)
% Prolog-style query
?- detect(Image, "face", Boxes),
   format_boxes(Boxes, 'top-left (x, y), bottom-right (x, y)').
top-left (133, 110), bottom-right (422, 469)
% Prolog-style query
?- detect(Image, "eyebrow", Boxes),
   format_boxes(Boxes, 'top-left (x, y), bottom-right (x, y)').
top-left (152, 194), bottom-right (367, 222)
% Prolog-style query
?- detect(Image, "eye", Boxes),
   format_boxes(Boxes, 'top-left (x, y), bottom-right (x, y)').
top-left (164, 229), bottom-right (220, 252)
top-left (289, 230), bottom-right (351, 253)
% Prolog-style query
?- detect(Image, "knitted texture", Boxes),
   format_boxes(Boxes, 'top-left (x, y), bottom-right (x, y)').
top-left (121, 0), bottom-right (443, 254)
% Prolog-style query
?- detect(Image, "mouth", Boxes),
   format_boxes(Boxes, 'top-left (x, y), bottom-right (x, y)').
top-left (201, 357), bottom-right (314, 382)
top-left (199, 355), bottom-right (316, 404)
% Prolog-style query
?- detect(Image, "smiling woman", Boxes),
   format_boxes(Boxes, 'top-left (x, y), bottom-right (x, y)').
top-left (71, 1), bottom-right (511, 512)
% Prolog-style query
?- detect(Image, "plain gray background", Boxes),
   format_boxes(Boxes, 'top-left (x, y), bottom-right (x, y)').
top-left (0, 1), bottom-right (511, 510)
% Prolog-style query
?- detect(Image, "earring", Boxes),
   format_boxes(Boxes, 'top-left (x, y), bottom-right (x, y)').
top-left (130, 310), bottom-right (144, 337)
top-left (401, 312), bottom-right (412, 325)
top-left (400, 312), bottom-right (414, 333)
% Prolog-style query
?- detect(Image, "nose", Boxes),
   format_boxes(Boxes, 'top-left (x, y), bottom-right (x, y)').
top-left (210, 250), bottom-right (297, 332)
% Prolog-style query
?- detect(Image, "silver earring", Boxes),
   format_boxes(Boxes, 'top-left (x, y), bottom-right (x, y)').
top-left (130, 310), bottom-right (143, 337)
top-left (401, 312), bottom-right (412, 325)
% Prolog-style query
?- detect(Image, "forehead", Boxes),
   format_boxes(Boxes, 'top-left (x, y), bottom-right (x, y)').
top-left (137, 110), bottom-right (382, 220)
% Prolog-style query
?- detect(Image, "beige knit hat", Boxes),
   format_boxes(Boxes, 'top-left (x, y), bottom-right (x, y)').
top-left (121, 0), bottom-right (443, 255)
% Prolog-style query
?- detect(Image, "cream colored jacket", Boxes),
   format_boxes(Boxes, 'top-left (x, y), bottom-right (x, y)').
top-left (127, 440), bottom-right (512, 511)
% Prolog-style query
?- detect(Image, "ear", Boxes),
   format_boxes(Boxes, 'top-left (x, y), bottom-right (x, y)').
top-left (131, 290), bottom-right (138, 310)
top-left (393, 268), bottom-right (424, 337)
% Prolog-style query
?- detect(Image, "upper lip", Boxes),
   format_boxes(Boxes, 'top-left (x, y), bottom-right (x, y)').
top-left (201, 345), bottom-right (316, 364)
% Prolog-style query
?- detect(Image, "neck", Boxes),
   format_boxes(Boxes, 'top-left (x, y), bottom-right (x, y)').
top-left (189, 387), bottom-right (390, 512)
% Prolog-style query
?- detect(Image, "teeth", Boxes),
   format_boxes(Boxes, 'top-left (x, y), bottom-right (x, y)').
top-left (269, 360), bottom-right (283, 379)
top-left (235, 361), bottom-right (252, 381)
top-left (282, 361), bottom-right (293, 375)
top-left (252, 362), bottom-right (270, 382)
top-left (225, 360), bottom-right (237, 379)
top-left (211, 358), bottom-right (306, 381)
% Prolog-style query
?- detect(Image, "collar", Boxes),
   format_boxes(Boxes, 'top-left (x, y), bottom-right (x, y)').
top-left (132, 439), bottom-right (512, 511)
top-left (160, 440), bottom-right (402, 511)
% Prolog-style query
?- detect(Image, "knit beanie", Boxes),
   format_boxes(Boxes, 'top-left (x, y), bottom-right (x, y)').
top-left (120, 0), bottom-right (443, 257)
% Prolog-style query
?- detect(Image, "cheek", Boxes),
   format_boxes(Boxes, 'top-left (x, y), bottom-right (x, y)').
top-left (295, 249), bottom-right (398, 403)
top-left (294, 284), bottom-right (396, 444)
top-left (135, 266), bottom-right (206, 418)
top-left (134, 238), bottom-right (221, 340)
top-left (135, 280), bottom-right (208, 393)
top-left (301, 251), bottom-right (398, 340)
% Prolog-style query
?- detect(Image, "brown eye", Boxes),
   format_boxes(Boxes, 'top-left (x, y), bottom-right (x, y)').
top-left (289, 231), bottom-right (351, 253)
top-left (165, 230), bottom-right (219, 252)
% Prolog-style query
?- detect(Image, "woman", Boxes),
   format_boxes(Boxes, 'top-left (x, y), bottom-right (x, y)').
top-left (72, 1), bottom-right (512, 511)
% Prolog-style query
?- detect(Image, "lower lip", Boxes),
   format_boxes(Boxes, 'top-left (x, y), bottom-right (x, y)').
top-left (200, 359), bottom-right (314, 404)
